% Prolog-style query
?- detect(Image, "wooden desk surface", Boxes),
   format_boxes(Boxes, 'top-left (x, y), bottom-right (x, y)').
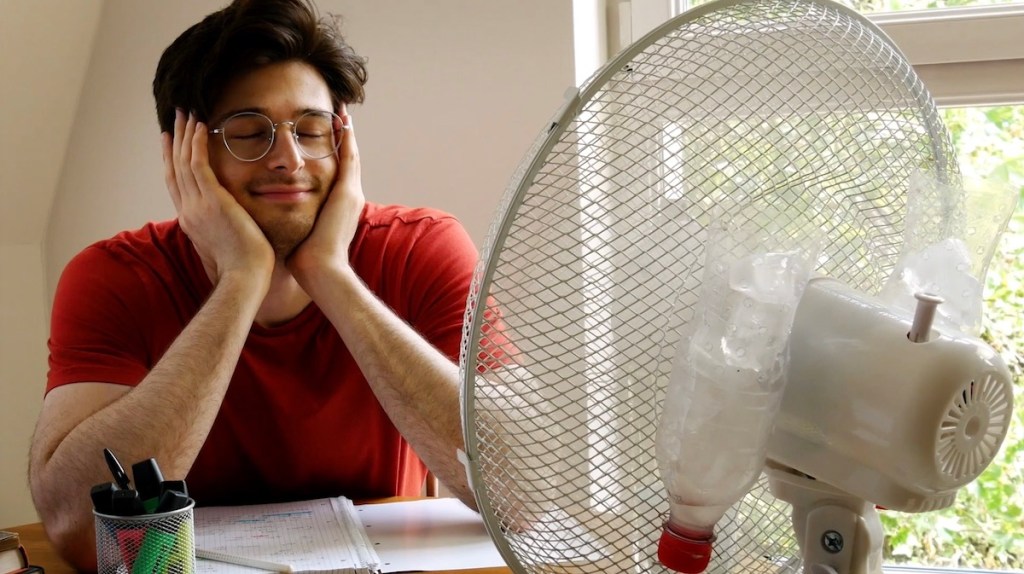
top-left (9, 522), bottom-right (70, 574)
top-left (7, 502), bottom-right (513, 574)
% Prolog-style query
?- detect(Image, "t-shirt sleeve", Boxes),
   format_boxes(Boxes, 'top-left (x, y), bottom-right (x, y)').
top-left (400, 217), bottom-right (476, 360)
top-left (401, 217), bottom-right (516, 370)
top-left (47, 245), bottom-right (152, 393)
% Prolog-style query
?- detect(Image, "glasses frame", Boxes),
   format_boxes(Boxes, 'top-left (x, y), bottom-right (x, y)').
top-left (209, 110), bottom-right (344, 162)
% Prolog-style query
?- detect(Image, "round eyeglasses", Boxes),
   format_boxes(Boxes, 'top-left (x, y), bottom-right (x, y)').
top-left (209, 111), bottom-right (344, 162)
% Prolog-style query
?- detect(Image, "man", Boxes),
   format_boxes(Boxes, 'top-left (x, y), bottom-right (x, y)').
top-left (28, 0), bottom-right (489, 569)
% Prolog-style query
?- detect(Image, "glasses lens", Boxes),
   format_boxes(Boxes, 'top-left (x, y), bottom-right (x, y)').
top-left (221, 114), bottom-right (274, 161)
top-left (295, 112), bottom-right (343, 159)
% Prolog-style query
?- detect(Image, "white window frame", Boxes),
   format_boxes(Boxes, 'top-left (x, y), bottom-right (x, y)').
top-left (617, 0), bottom-right (1024, 106)
top-left (871, 3), bottom-right (1024, 106)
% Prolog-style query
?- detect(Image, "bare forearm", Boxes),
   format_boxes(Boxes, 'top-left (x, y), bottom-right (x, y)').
top-left (29, 275), bottom-right (266, 569)
top-left (298, 265), bottom-right (474, 507)
top-left (59, 279), bottom-right (259, 467)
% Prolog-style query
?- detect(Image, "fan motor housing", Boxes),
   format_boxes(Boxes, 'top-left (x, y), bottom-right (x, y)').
top-left (767, 278), bottom-right (1014, 512)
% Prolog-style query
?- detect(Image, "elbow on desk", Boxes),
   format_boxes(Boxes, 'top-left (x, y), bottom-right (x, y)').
top-left (29, 455), bottom-right (97, 570)
top-left (42, 512), bottom-right (99, 573)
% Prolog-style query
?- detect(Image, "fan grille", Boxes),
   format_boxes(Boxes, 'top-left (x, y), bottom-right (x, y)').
top-left (460, 0), bottom-right (959, 572)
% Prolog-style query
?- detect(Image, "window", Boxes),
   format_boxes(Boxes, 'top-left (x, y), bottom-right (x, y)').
top-left (591, 0), bottom-right (1022, 570)
top-left (878, 104), bottom-right (1023, 572)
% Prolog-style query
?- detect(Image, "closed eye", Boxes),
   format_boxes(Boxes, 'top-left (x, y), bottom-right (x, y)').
top-left (231, 130), bottom-right (271, 140)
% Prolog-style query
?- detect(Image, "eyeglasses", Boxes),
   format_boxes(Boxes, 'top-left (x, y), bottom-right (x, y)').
top-left (209, 111), bottom-right (344, 162)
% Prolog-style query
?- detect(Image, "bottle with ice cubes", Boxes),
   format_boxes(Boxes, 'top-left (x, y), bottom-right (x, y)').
top-left (655, 217), bottom-right (820, 573)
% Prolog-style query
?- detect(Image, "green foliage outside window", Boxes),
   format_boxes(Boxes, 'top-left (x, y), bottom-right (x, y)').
top-left (679, 0), bottom-right (1023, 566)
top-left (878, 106), bottom-right (1024, 570)
top-left (830, 0), bottom-right (1024, 566)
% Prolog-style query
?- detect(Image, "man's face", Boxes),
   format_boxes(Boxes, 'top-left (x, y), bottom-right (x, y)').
top-left (207, 60), bottom-right (338, 259)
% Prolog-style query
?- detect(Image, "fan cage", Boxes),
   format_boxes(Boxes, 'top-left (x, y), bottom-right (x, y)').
top-left (459, 0), bottom-right (960, 572)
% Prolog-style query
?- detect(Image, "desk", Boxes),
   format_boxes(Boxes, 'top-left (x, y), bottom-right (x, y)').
top-left (8, 522), bottom-right (71, 574)
top-left (6, 500), bottom-right (513, 574)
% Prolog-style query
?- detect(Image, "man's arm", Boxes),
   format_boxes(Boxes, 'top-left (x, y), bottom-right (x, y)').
top-left (29, 274), bottom-right (267, 570)
top-left (287, 112), bottom-right (475, 507)
top-left (298, 265), bottom-right (475, 505)
top-left (30, 111), bottom-right (274, 570)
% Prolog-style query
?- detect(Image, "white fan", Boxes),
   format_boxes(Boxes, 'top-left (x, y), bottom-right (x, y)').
top-left (457, 0), bottom-right (1016, 573)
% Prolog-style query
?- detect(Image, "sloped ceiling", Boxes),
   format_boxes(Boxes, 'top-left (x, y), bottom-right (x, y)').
top-left (0, 0), bottom-right (104, 245)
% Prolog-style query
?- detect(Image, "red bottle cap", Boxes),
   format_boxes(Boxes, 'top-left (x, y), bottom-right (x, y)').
top-left (657, 523), bottom-right (715, 573)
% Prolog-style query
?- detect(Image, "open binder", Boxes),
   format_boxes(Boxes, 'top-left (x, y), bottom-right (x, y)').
top-left (193, 497), bottom-right (504, 573)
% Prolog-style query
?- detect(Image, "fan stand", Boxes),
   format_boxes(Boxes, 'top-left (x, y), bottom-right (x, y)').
top-left (766, 464), bottom-right (885, 574)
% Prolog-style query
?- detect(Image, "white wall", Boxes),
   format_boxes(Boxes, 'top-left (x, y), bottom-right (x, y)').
top-left (1, 0), bottom-right (575, 527)
top-left (0, 0), bottom-right (105, 528)
top-left (45, 0), bottom-right (577, 291)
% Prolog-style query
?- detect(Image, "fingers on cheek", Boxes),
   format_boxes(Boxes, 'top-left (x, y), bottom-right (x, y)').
top-left (178, 139), bottom-right (192, 170)
top-left (180, 116), bottom-right (197, 163)
top-left (344, 121), bottom-right (360, 161)
top-left (191, 122), bottom-right (205, 157)
top-left (340, 137), bottom-right (360, 164)
top-left (161, 137), bottom-right (177, 183)
top-left (190, 148), bottom-right (204, 176)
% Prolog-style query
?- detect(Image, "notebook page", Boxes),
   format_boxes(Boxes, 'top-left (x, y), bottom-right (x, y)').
top-left (195, 497), bottom-right (376, 573)
top-left (355, 498), bottom-right (505, 572)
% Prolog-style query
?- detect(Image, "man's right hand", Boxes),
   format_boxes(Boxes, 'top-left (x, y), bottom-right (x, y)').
top-left (162, 109), bottom-right (274, 287)
top-left (31, 118), bottom-right (277, 564)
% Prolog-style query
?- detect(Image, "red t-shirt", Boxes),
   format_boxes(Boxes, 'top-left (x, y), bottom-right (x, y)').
top-left (47, 203), bottom-right (480, 506)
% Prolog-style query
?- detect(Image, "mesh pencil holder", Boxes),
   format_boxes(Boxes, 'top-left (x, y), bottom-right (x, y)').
top-left (94, 499), bottom-right (196, 574)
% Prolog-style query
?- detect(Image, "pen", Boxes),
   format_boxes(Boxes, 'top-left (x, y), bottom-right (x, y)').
top-left (103, 448), bottom-right (132, 490)
top-left (196, 549), bottom-right (295, 573)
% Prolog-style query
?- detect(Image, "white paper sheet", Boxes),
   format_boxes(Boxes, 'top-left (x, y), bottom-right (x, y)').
top-left (194, 498), bottom-right (377, 573)
top-left (355, 498), bottom-right (506, 572)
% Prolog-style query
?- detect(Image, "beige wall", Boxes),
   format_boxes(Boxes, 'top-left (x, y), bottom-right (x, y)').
top-left (0, 0), bottom-right (105, 528)
top-left (0, 0), bottom-right (575, 527)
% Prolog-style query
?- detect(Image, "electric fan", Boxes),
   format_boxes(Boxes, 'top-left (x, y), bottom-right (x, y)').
top-left (457, 0), bottom-right (1016, 573)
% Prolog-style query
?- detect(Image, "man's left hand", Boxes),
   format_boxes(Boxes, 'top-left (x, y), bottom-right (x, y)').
top-left (287, 108), bottom-right (365, 279)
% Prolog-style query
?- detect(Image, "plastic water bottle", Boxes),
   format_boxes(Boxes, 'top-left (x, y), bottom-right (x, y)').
top-left (655, 221), bottom-right (817, 573)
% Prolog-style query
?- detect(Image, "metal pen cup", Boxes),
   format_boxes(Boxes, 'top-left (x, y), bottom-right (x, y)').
top-left (94, 499), bottom-right (196, 574)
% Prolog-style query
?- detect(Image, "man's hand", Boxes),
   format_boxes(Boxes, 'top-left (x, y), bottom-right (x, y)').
top-left (287, 109), bottom-right (365, 280)
top-left (162, 109), bottom-right (275, 286)
top-left (276, 108), bottom-right (477, 509)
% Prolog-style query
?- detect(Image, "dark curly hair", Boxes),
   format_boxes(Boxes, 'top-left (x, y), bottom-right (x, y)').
top-left (152, 0), bottom-right (367, 132)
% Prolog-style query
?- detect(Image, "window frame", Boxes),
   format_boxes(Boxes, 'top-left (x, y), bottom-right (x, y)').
top-left (870, 4), bottom-right (1024, 106)
top-left (620, 0), bottom-right (1024, 106)
top-left (592, 1), bottom-right (1023, 573)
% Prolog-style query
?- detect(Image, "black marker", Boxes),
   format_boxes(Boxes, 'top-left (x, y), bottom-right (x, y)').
top-left (110, 488), bottom-right (145, 516)
top-left (90, 482), bottom-right (117, 515)
top-left (131, 458), bottom-right (165, 513)
top-left (160, 479), bottom-right (188, 498)
top-left (103, 448), bottom-right (131, 490)
top-left (154, 489), bottom-right (190, 513)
